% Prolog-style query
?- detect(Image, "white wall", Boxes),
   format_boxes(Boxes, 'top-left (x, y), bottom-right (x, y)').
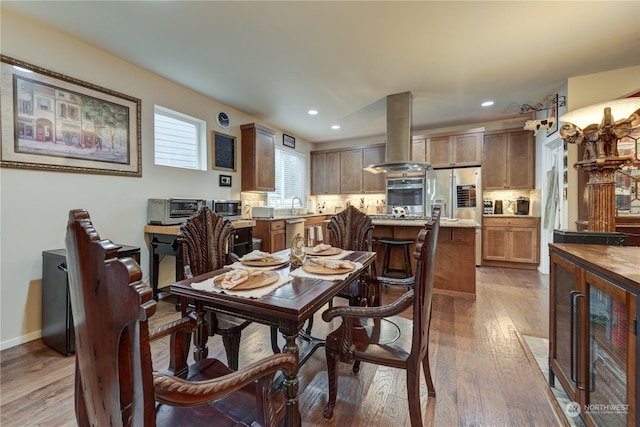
top-left (0, 9), bottom-right (311, 349)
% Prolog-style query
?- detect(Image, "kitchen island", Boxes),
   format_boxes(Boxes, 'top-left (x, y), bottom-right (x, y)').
top-left (371, 217), bottom-right (479, 295)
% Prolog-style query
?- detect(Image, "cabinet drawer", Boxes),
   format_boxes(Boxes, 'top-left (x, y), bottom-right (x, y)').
top-left (270, 220), bottom-right (285, 231)
top-left (483, 216), bottom-right (539, 228)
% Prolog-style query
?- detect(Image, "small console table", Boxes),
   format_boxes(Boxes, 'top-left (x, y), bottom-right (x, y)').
top-left (144, 220), bottom-right (256, 299)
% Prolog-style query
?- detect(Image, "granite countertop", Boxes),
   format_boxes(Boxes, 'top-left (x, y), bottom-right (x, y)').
top-left (145, 218), bottom-right (256, 235)
top-left (483, 214), bottom-right (541, 218)
top-left (251, 213), bottom-right (329, 221)
top-left (371, 218), bottom-right (480, 228)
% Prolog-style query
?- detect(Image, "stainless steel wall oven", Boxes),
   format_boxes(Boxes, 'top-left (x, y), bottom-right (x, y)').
top-left (385, 177), bottom-right (425, 216)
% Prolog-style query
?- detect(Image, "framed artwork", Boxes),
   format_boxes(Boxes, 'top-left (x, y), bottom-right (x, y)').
top-left (219, 174), bottom-right (232, 187)
top-left (0, 55), bottom-right (141, 177)
top-left (283, 133), bottom-right (295, 148)
top-left (212, 131), bottom-right (236, 171)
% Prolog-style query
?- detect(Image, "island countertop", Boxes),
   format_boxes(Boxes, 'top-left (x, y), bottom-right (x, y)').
top-left (371, 217), bottom-right (480, 228)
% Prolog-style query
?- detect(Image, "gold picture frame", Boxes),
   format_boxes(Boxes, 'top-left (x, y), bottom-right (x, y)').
top-left (0, 55), bottom-right (141, 177)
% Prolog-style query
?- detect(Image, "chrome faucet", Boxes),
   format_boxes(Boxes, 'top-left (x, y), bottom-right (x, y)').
top-left (291, 197), bottom-right (303, 215)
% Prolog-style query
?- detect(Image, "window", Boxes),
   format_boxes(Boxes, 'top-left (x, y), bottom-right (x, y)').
top-left (154, 105), bottom-right (206, 170)
top-left (268, 147), bottom-right (306, 207)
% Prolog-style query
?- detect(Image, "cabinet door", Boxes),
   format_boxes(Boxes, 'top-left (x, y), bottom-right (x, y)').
top-left (510, 226), bottom-right (539, 263)
top-left (584, 271), bottom-right (636, 427)
top-left (241, 123), bottom-right (275, 191)
top-left (311, 151), bottom-right (341, 195)
top-left (311, 152), bottom-right (327, 195)
top-left (427, 135), bottom-right (453, 168)
top-left (549, 253), bottom-right (582, 403)
top-left (411, 137), bottom-right (426, 162)
top-left (340, 149), bottom-right (363, 193)
top-left (483, 133), bottom-right (508, 189)
top-left (506, 130), bottom-right (535, 189)
top-left (452, 132), bottom-right (482, 166)
top-left (363, 146), bottom-right (385, 193)
top-left (271, 230), bottom-right (286, 253)
top-left (482, 226), bottom-right (508, 261)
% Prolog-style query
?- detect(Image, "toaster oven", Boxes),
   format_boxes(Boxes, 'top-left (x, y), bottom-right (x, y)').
top-left (147, 198), bottom-right (205, 225)
top-left (209, 200), bottom-right (242, 220)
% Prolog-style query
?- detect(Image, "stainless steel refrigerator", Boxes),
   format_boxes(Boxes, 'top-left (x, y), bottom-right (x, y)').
top-left (425, 167), bottom-right (482, 265)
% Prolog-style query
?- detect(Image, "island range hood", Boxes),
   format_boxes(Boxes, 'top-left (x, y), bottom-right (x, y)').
top-left (363, 91), bottom-right (432, 174)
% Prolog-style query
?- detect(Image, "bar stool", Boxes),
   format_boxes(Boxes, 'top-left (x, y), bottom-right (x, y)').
top-left (378, 237), bottom-right (414, 279)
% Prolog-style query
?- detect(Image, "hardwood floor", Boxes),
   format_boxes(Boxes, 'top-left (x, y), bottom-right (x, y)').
top-left (0, 266), bottom-right (563, 426)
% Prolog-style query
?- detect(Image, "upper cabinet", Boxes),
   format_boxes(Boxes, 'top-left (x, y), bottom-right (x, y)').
top-left (311, 144), bottom-right (385, 195)
top-left (241, 123), bottom-right (276, 192)
top-left (483, 129), bottom-right (535, 190)
top-left (362, 146), bottom-right (386, 193)
top-left (427, 131), bottom-right (483, 169)
top-left (311, 151), bottom-right (341, 195)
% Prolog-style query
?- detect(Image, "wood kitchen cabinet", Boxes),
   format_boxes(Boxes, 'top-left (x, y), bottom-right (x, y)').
top-left (482, 216), bottom-right (540, 268)
top-left (340, 148), bottom-right (364, 193)
top-left (311, 144), bottom-right (386, 195)
top-left (362, 146), bottom-right (385, 193)
top-left (549, 243), bottom-right (638, 427)
top-left (311, 151), bottom-right (340, 195)
top-left (483, 129), bottom-right (535, 190)
top-left (427, 131), bottom-right (483, 169)
top-left (253, 219), bottom-right (286, 253)
top-left (241, 123), bottom-right (276, 192)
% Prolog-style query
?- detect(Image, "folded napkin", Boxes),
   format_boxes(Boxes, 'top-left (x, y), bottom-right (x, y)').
top-left (311, 243), bottom-right (332, 253)
top-left (307, 258), bottom-right (352, 270)
top-left (290, 261), bottom-right (364, 281)
top-left (240, 250), bottom-right (281, 263)
top-left (191, 272), bottom-right (293, 298)
top-left (218, 269), bottom-right (249, 289)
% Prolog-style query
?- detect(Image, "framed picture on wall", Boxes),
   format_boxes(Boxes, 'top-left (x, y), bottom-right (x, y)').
top-left (283, 133), bottom-right (295, 148)
top-left (0, 55), bottom-right (142, 177)
top-left (212, 131), bottom-right (236, 171)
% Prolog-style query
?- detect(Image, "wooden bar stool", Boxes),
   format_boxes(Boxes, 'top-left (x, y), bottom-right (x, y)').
top-left (378, 237), bottom-right (414, 279)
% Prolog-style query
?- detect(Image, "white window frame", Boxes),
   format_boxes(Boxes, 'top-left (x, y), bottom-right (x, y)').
top-left (268, 146), bottom-right (306, 207)
top-left (154, 105), bottom-right (206, 170)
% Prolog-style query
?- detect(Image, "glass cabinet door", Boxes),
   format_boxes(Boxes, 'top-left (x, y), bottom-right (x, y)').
top-left (586, 271), bottom-right (635, 427)
top-left (550, 254), bottom-right (581, 399)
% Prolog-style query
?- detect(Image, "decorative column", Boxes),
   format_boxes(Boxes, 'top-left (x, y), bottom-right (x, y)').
top-left (576, 158), bottom-right (629, 232)
top-left (559, 98), bottom-right (640, 233)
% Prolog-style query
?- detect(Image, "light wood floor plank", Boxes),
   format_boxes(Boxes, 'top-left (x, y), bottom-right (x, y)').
top-left (0, 266), bottom-right (563, 426)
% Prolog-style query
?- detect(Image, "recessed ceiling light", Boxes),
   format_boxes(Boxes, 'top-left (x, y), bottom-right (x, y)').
top-left (308, 110), bottom-right (318, 115)
top-left (481, 101), bottom-right (494, 107)
top-left (331, 124), bottom-right (340, 130)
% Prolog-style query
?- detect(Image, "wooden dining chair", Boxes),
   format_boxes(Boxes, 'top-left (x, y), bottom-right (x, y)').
top-left (327, 205), bottom-right (379, 307)
top-left (321, 208), bottom-right (440, 427)
top-left (65, 209), bottom-right (297, 427)
top-left (177, 206), bottom-right (251, 370)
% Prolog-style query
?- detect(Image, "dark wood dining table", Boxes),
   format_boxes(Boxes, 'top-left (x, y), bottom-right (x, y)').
top-left (170, 249), bottom-right (376, 427)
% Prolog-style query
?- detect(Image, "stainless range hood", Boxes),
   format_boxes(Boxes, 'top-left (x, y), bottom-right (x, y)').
top-left (363, 91), bottom-right (432, 174)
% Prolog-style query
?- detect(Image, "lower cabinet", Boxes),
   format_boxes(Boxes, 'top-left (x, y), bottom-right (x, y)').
top-left (482, 216), bottom-right (540, 268)
top-left (253, 220), bottom-right (286, 253)
top-left (549, 244), bottom-right (638, 427)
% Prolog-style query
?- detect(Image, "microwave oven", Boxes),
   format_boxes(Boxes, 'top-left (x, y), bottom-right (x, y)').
top-left (147, 198), bottom-right (205, 225)
top-left (209, 200), bottom-right (242, 219)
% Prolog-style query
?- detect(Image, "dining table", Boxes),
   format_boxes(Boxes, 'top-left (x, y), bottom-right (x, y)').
top-left (170, 248), bottom-right (377, 427)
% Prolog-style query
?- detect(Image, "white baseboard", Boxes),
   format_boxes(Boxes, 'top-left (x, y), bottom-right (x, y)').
top-left (1, 330), bottom-right (42, 351)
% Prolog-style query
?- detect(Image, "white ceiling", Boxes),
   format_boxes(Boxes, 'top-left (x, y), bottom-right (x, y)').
top-left (4, 1), bottom-right (639, 144)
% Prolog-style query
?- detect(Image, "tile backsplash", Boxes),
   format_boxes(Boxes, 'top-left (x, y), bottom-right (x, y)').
top-left (483, 189), bottom-right (541, 216)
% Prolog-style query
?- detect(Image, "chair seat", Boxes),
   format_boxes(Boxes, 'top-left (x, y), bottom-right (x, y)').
top-left (326, 316), bottom-right (413, 368)
top-left (156, 358), bottom-right (287, 427)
